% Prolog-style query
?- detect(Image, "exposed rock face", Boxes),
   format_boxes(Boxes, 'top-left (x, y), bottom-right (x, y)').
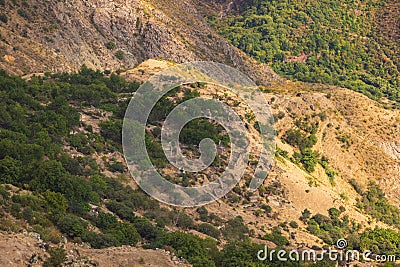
top-left (0, 0), bottom-right (281, 85)
top-left (380, 141), bottom-right (400, 161)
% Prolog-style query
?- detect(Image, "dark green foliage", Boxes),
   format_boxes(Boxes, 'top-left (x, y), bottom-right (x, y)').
top-left (196, 206), bottom-right (209, 222)
top-left (0, 185), bottom-right (10, 203)
top-left (95, 212), bottom-right (119, 229)
top-left (300, 209), bottom-right (311, 223)
top-left (0, 156), bottom-right (22, 183)
top-left (108, 161), bottom-right (124, 173)
top-left (294, 119), bottom-right (319, 134)
top-left (103, 221), bottom-right (140, 246)
top-left (43, 190), bottom-right (68, 215)
top-left (66, 133), bottom-right (94, 154)
top-left (349, 178), bottom-right (363, 195)
top-left (55, 214), bottom-right (88, 238)
top-left (359, 227), bottom-right (400, 256)
top-left (284, 129), bottom-right (317, 151)
top-left (222, 216), bottom-right (249, 241)
top-left (153, 231), bottom-right (217, 266)
top-left (0, 68), bottom-right (230, 255)
top-left (180, 118), bottom-right (229, 147)
top-left (105, 41), bottom-right (116, 50)
top-left (320, 156), bottom-right (337, 185)
top-left (217, 241), bottom-right (313, 266)
top-left (115, 50), bottom-right (124, 60)
top-left (358, 182), bottom-right (400, 227)
top-left (216, 241), bottom-right (264, 267)
top-left (99, 120), bottom-right (122, 147)
top-left (197, 223), bottom-right (220, 239)
top-left (0, 13), bottom-right (7, 23)
top-left (145, 133), bottom-right (168, 168)
top-left (294, 149), bottom-right (319, 173)
top-left (132, 217), bottom-right (163, 242)
top-left (59, 153), bottom-right (83, 175)
top-left (17, 8), bottom-right (29, 19)
top-left (289, 221), bottom-right (299, 228)
top-left (43, 248), bottom-right (66, 267)
top-left (275, 147), bottom-right (289, 158)
top-left (179, 88), bottom-right (201, 102)
top-left (105, 200), bottom-right (136, 222)
top-left (212, 0), bottom-right (400, 104)
top-left (105, 73), bottom-right (138, 93)
top-left (263, 232), bottom-right (289, 246)
top-left (261, 204), bottom-right (272, 213)
top-left (174, 211), bottom-right (195, 230)
top-left (303, 207), bottom-right (359, 246)
top-left (336, 134), bottom-right (352, 148)
top-left (81, 231), bottom-right (118, 248)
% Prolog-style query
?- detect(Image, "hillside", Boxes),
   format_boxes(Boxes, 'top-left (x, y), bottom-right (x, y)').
top-left (210, 0), bottom-right (400, 107)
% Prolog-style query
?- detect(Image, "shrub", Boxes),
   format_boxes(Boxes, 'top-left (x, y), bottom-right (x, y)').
top-left (295, 149), bottom-right (319, 172)
top-left (175, 212), bottom-right (194, 230)
top-left (263, 233), bottom-right (289, 246)
top-left (95, 212), bottom-right (118, 230)
top-left (106, 221), bottom-right (140, 246)
top-left (222, 216), bottom-right (249, 241)
top-left (289, 221), bottom-right (299, 228)
top-left (108, 162), bottom-right (124, 173)
top-left (284, 129), bottom-right (317, 150)
top-left (17, 9), bottom-right (29, 19)
top-left (300, 209), bottom-right (311, 223)
top-left (99, 120), bottom-right (122, 146)
top-left (133, 217), bottom-right (162, 242)
top-left (105, 201), bottom-right (135, 222)
top-left (349, 178), bottom-right (363, 194)
top-left (153, 231), bottom-right (217, 266)
top-left (196, 206), bottom-right (208, 222)
top-left (55, 214), bottom-right (88, 238)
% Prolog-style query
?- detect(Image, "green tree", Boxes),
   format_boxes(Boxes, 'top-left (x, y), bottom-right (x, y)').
top-left (43, 248), bottom-right (66, 267)
top-left (43, 190), bottom-right (68, 215)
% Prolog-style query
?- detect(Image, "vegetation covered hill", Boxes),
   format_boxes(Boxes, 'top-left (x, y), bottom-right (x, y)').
top-left (209, 0), bottom-right (400, 107)
top-left (0, 0), bottom-right (281, 86)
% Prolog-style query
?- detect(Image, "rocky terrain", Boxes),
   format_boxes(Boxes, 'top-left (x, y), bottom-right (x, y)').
top-left (0, 232), bottom-right (189, 266)
top-left (0, 0), bottom-right (281, 86)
